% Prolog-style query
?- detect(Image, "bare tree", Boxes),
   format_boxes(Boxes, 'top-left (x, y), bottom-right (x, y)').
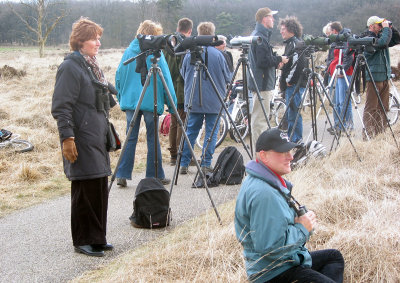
top-left (8, 0), bottom-right (66, 57)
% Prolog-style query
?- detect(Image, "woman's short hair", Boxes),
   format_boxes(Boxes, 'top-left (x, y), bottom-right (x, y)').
top-left (197, 22), bottom-right (215, 36)
top-left (136, 20), bottom-right (163, 36)
top-left (69, 17), bottom-right (103, 51)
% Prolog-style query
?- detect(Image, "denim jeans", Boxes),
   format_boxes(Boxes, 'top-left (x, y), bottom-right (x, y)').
top-left (268, 249), bottom-right (345, 283)
top-left (180, 113), bottom-right (219, 168)
top-left (334, 75), bottom-right (353, 130)
top-left (285, 85), bottom-right (304, 143)
top-left (116, 110), bottom-right (165, 179)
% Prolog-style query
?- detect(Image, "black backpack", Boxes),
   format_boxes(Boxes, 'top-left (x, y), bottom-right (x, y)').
top-left (129, 178), bottom-right (171, 228)
top-left (210, 146), bottom-right (245, 185)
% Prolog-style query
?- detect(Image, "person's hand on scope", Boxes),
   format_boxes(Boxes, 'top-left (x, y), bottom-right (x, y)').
top-left (295, 210), bottom-right (316, 232)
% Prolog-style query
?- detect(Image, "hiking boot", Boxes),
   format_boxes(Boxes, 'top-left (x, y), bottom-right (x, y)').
top-left (157, 178), bottom-right (171, 185)
top-left (180, 166), bottom-right (188, 175)
top-left (169, 157), bottom-right (177, 166)
top-left (201, 166), bottom-right (213, 174)
top-left (117, 178), bottom-right (127, 187)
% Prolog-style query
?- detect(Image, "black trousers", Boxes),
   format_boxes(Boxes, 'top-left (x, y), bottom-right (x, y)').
top-left (71, 177), bottom-right (109, 246)
top-left (268, 249), bottom-right (345, 283)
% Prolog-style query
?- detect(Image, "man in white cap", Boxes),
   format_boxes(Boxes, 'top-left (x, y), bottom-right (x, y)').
top-left (235, 128), bottom-right (345, 283)
top-left (248, 7), bottom-right (288, 151)
top-left (361, 16), bottom-right (400, 138)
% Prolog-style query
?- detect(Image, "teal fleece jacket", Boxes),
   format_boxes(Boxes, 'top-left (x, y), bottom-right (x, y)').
top-left (234, 160), bottom-right (311, 282)
top-left (115, 38), bottom-right (177, 114)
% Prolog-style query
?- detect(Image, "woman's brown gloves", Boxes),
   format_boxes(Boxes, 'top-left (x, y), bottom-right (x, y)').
top-left (62, 137), bottom-right (78, 163)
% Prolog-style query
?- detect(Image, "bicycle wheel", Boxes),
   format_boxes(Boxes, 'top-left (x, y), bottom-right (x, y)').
top-left (1, 139), bottom-right (34, 153)
top-left (274, 99), bottom-right (287, 127)
top-left (229, 105), bottom-right (248, 142)
top-left (387, 94), bottom-right (399, 125)
top-left (196, 115), bottom-right (228, 149)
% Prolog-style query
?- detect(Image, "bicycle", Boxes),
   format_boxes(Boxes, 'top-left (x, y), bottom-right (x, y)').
top-left (387, 76), bottom-right (400, 125)
top-left (0, 129), bottom-right (34, 153)
top-left (195, 80), bottom-right (247, 148)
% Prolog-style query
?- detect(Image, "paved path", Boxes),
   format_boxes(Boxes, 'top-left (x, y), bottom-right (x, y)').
top-left (0, 162), bottom-right (243, 283)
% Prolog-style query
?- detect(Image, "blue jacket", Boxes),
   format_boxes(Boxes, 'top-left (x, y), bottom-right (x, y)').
top-left (180, 46), bottom-right (232, 114)
top-left (248, 22), bottom-right (282, 92)
top-left (234, 160), bottom-right (311, 282)
top-left (115, 38), bottom-right (177, 114)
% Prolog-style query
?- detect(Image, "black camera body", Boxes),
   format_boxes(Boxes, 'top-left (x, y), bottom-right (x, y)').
top-left (137, 34), bottom-right (176, 52)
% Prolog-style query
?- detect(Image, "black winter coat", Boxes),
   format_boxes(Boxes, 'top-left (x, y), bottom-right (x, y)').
top-left (279, 36), bottom-right (308, 92)
top-left (51, 52), bottom-right (111, 181)
top-left (248, 22), bottom-right (282, 92)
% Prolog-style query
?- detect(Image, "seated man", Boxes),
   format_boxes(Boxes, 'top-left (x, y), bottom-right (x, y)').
top-left (235, 128), bottom-right (344, 283)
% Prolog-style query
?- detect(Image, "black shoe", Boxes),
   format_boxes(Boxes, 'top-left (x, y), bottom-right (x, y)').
top-left (74, 245), bottom-right (104, 257)
top-left (92, 243), bottom-right (114, 251)
top-left (158, 178), bottom-right (171, 185)
top-left (117, 178), bottom-right (127, 187)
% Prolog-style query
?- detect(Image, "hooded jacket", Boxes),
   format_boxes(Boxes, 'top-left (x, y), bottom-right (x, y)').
top-left (52, 52), bottom-right (111, 181)
top-left (235, 160), bottom-right (311, 282)
top-left (115, 38), bottom-right (177, 114)
top-left (248, 22), bottom-right (282, 92)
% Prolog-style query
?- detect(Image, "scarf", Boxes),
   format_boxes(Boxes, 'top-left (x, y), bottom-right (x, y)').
top-left (82, 54), bottom-right (108, 85)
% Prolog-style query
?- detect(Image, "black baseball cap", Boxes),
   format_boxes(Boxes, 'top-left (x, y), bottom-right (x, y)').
top-left (256, 128), bottom-right (298, 153)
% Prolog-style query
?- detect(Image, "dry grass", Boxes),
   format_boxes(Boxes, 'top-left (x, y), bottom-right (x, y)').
top-left (1, 46), bottom-right (400, 282)
top-left (71, 126), bottom-right (400, 283)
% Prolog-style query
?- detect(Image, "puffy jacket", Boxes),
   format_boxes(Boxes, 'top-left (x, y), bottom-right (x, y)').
top-left (115, 38), bottom-right (177, 114)
top-left (235, 160), bottom-right (311, 282)
top-left (52, 52), bottom-right (111, 181)
top-left (248, 22), bottom-right (282, 92)
top-left (361, 26), bottom-right (400, 82)
top-left (279, 36), bottom-right (308, 92)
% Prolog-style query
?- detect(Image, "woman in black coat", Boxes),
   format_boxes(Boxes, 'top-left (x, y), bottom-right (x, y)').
top-left (51, 17), bottom-right (113, 257)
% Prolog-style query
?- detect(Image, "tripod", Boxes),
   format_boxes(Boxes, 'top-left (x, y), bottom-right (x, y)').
top-left (226, 44), bottom-right (272, 156)
top-left (173, 46), bottom-right (252, 189)
top-left (324, 47), bottom-right (369, 149)
top-left (283, 46), bottom-right (361, 161)
top-left (345, 46), bottom-right (399, 148)
top-left (109, 49), bottom-right (222, 223)
top-left (200, 43), bottom-right (272, 163)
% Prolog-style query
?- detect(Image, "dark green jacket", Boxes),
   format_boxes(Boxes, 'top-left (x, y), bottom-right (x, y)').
top-left (164, 49), bottom-right (185, 106)
top-left (362, 26), bottom-right (400, 82)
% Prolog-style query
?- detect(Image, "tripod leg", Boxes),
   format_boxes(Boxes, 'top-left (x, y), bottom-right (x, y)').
top-left (158, 67), bottom-right (222, 224)
top-left (201, 65), bottom-right (252, 159)
top-left (108, 68), bottom-right (153, 191)
top-left (363, 60), bottom-right (399, 149)
top-left (313, 74), bottom-right (362, 161)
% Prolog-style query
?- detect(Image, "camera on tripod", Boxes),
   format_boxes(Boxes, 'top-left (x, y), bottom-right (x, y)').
top-left (137, 34), bottom-right (177, 52)
top-left (303, 34), bottom-right (331, 47)
top-left (328, 32), bottom-right (377, 49)
top-left (229, 36), bottom-right (262, 47)
top-left (174, 35), bottom-right (222, 52)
